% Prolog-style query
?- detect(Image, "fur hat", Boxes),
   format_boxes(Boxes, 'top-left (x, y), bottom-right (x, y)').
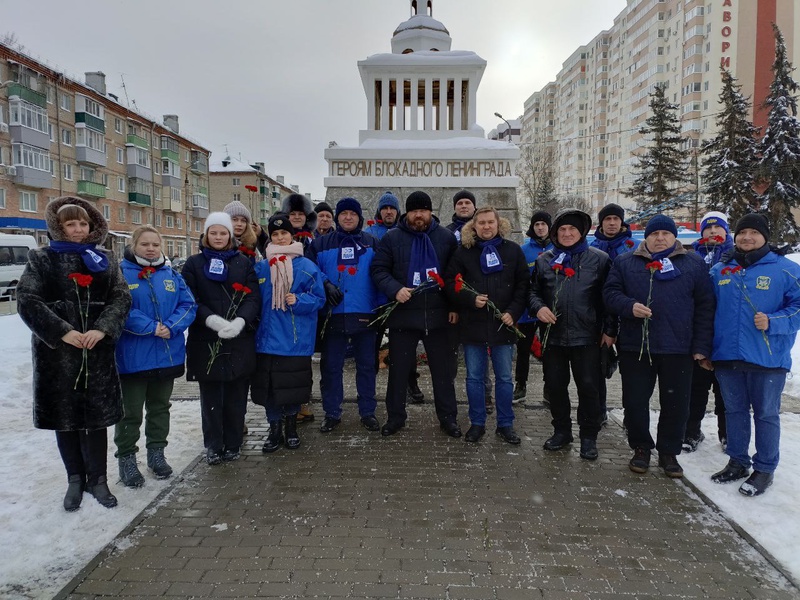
top-left (734, 213), bottom-right (770, 240)
top-left (204, 212), bottom-right (234, 237)
top-left (644, 214), bottom-right (677, 238)
top-left (598, 203), bottom-right (625, 223)
top-left (314, 202), bottom-right (334, 216)
top-left (406, 191), bottom-right (432, 213)
top-left (223, 200), bottom-right (252, 223)
top-left (45, 196), bottom-right (108, 245)
top-left (700, 211), bottom-right (730, 236)
top-left (452, 189), bottom-right (476, 208)
top-left (281, 193), bottom-right (316, 231)
top-left (268, 213), bottom-right (295, 236)
top-left (526, 210), bottom-right (552, 238)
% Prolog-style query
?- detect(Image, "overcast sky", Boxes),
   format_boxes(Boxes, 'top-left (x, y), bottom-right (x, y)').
top-left (5, 0), bottom-right (626, 199)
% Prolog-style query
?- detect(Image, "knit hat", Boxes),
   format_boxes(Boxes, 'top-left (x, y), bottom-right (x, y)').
top-left (267, 213), bottom-right (295, 236)
top-left (526, 210), bottom-right (552, 238)
top-left (700, 211), bottom-right (730, 236)
top-left (204, 212), bottom-right (234, 237)
top-left (551, 208), bottom-right (592, 240)
top-left (453, 189), bottom-right (476, 208)
top-left (314, 202), bottom-right (334, 217)
top-left (406, 191), bottom-right (432, 213)
top-left (734, 213), bottom-right (770, 240)
top-left (644, 214), bottom-right (678, 238)
top-left (598, 203), bottom-right (625, 224)
top-left (377, 191), bottom-right (400, 212)
top-left (335, 197), bottom-right (363, 221)
top-left (222, 200), bottom-right (252, 223)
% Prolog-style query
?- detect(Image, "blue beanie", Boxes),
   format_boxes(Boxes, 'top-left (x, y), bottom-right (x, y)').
top-left (699, 211), bottom-right (730, 236)
top-left (644, 214), bottom-right (677, 238)
top-left (377, 191), bottom-right (400, 212)
top-left (335, 197), bottom-right (363, 223)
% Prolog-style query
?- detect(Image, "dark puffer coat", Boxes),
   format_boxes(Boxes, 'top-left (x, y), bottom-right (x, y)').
top-left (370, 215), bottom-right (457, 331)
top-left (17, 196), bottom-right (132, 431)
top-left (444, 218), bottom-right (529, 346)
top-left (182, 251), bottom-right (261, 382)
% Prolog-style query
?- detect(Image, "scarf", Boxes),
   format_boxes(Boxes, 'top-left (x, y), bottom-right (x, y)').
top-left (592, 228), bottom-right (634, 260)
top-left (335, 229), bottom-right (366, 267)
top-left (450, 214), bottom-right (470, 243)
top-left (693, 235), bottom-right (734, 267)
top-left (49, 241), bottom-right (109, 273)
top-left (266, 241), bottom-right (304, 311)
top-left (548, 239), bottom-right (589, 270)
top-left (124, 245), bottom-right (167, 269)
top-left (200, 247), bottom-right (239, 282)
top-left (650, 247), bottom-right (682, 281)
top-left (478, 237), bottom-right (504, 274)
top-left (733, 243), bottom-right (771, 268)
top-left (533, 235), bottom-right (550, 250)
top-left (407, 220), bottom-right (441, 287)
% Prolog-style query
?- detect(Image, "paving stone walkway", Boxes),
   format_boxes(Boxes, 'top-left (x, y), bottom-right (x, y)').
top-left (58, 360), bottom-right (800, 599)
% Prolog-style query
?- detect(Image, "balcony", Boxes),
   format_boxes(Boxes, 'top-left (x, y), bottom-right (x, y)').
top-left (190, 151), bottom-right (208, 174)
top-left (77, 180), bottom-right (106, 199)
top-left (165, 199), bottom-right (183, 213)
top-left (7, 83), bottom-right (47, 108)
top-left (198, 186), bottom-right (207, 196)
top-left (128, 192), bottom-right (152, 206)
top-left (161, 148), bottom-right (179, 162)
top-left (260, 186), bottom-right (267, 196)
top-left (74, 113), bottom-right (105, 133)
top-left (126, 134), bottom-right (149, 150)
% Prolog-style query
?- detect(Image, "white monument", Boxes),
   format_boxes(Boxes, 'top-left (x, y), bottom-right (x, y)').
top-left (324, 0), bottom-right (521, 226)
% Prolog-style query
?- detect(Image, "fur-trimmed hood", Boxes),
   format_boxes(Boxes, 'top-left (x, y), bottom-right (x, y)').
top-left (45, 195), bottom-right (109, 245)
top-left (459, 217), bottom-right (512, 249)
top-left (281, 193), bottom-right (317, 232)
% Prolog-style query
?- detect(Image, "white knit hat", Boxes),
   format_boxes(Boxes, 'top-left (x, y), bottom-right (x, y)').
top-left (203, 212), bottom-right (233, 237)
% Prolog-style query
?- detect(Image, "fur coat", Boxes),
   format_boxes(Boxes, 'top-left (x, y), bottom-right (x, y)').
top-left (17, 196), bottom-right (132, 431)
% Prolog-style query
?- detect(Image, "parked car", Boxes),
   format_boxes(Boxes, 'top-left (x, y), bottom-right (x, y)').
top-left (0, 234), bottom-right (38, 299)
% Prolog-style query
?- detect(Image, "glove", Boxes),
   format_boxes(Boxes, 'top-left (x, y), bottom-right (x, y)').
top-left (324, 280), bottom-right (344, 306)
top-left (218, 317), bottom-right (246, 339)
top-left (205, 314), bottom-right (227, 332)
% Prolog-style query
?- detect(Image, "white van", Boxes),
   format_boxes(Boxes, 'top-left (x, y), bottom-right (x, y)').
top-left (0, 233), bottom-right (38, 299)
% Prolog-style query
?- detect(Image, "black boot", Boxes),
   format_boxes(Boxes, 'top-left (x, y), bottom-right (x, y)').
top-left (63, 474), bottom-right (85, 512)
top-left (408, 372), bottom-right (424, 404)
top-left (118, 454), bottom-right (145, 488)
top-left (86, 475), bottom-right (118, 508)
top-left (739, 470), bottom-right (774, 496)
top-left (285, 415), bottom-right (301, 450)
top-left (579, 438), bottom-right (598, 460)
top-left (512, 382), bottom-right (527, 403)
top-left (711, 459), bottom-right (750, 484)
top-left (262, 421), bottom-right (284, 453)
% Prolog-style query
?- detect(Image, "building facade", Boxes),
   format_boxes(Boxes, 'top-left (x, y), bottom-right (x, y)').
top-left (520, 0), bottom-right (800, 218)
top-left (0, 42), bottom-right (211, 259)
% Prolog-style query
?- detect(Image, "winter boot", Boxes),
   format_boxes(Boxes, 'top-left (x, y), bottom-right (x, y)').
top-left (262, 421), bottom-right (284, 453)
top-left (739, 470), bottom-right (774, 497)
top-left (285, 415), bottom-right (301, 450)
top-left (658, 454), bottom-right (684, 478)
top-left (682, 427), bottom-right (705, 453)
top-left (63, 474), bottom-right (85, 512)
top-left (86, 475), bottom-right (118, 508)
top-left (147, 447), bottom-right (173, 479)
top-left (629, 447), bottom-right (651, 473)
top-left (512, 382), bottom-right (527, 404)
top-left (118, 454), bottom-right (145, 488)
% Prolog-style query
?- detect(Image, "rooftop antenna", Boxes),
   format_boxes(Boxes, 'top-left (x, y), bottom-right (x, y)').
top-left (120, 74), bottom-right (131, 107)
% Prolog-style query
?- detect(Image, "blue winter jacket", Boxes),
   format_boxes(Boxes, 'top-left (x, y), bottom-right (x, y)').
top-left (590, 227), bottom-right (638, 260)
top-left (710, 251), bottom-right (800, 371)
top-left (254, 256), bottom-right (326, 356)
top-left (116, 259), bottom-right (197, 377)
top-left (518, 237), bottom-right (554, 324)
top-left (603, 242), bottom-right (716, 356)
top-left (307, 228), bottom-right (381, 333)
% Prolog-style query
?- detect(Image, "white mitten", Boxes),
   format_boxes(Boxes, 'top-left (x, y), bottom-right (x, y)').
top-left (218, 317), bottom-right (245, 339)
top-left (205, 314), bottom-right (228, 332)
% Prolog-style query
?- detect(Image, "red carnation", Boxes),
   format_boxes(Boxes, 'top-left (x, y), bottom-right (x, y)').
top-left (625, 239), bottom-right (635, 248)
top-left (645, 261), bottom-right (663, 272)
top-left (427, 270), bottom-right (445, 288)
top-left (232, 282), bottom-right (244, 292)
top-left (367, 220), bottom-right (375, 226)
top-left (241, 286), bottom-right (252, 295)
top-left (454, 273), bottom-right (464, 293)
top-left (731, 265), bottom-right (742, 274)
top-left (563, 267), bottom-right (576, 278)
top-left (137, 266), bottom-right (156, 279)
top-left (68, 273), bottom-right (93, 288)
top-left (552, 264), bottom-right (563, 273)
top-left (268, 257), bottom-right (277, 266)
top-left (376, 219), bottom-right (383, 224)
top-left (337, 264), bottom-right (346, 272)
top-left (278, 255), bottom-right (287, 262)
top-left (721, 267), bottom-right (732, 275)
top-left (347, 266), bottom-right (357, 276)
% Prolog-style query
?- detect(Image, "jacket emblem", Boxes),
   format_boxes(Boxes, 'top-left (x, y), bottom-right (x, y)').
top-left (756, 276), bottom-right (771, 290)
top-left (718, 279), bottom-right (730, 286)
top-left (128, 283), bottom-right (139, 290)
top-left (163, 279), bottom-right (176, 293)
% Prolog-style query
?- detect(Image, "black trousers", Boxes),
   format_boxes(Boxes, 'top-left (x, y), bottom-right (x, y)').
top-left (199, 379), bottom-right (249, 453)
top-left (386, 327), bottom-right (458, 426)
top-left (514, 322), bottom-right (540, 384)
top-left (375, 326), bottom-right (420, 388)
top-left (542, 345), bottom-right (602, 439)
top-left (56, 428), bottom-right (108, 484)
top-left (686, 362), bottom-right (724, 436)
top-left (619, 352), bottom-right (693, 455)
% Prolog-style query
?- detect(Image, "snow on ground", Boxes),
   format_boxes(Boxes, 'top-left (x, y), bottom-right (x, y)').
top-left (1, 311), bottom-right (799, 596)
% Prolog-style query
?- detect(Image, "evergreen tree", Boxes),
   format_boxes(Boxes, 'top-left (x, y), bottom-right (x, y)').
top-left (758, 24), bottom-right (800, 244)
top-left (534, 170), bottom-right (559, 215)
top-left (623, 84), bottom-right (689, 211)
top-left (701, 69), bottom-right (760, 226)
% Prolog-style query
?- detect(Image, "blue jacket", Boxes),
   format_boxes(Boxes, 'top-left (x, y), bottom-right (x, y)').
top-left (590, 227), bottom-right (638, 260)
top-left (116, 259), bottom-right (197, 377)
top-left (518, 237), bottom-right (554, 324)
top-left (254, 256), bottom-right (326, 356)
top-left (711, 252), bottom-right (800, 370)
top-left (307, 228), bottom-right (381, 333)
top-left (603, 243), bottom-right (716, 356)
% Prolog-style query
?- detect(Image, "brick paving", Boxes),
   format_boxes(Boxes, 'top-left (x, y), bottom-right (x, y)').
top-left (57, 358), bottom-right (800, 599)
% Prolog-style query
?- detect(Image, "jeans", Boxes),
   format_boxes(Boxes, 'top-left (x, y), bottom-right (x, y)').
top-left (715, 368), bottom-right (784, 473)
top-left (464, 344), bottom-right (514, 428)
top-left (542, 345), bottom-right (602, 439)
top-left (321, 329), bottom-right (377, 419)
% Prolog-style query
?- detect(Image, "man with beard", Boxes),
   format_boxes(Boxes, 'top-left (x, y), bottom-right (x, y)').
top-left (371, 191), bottom-right (461, 438)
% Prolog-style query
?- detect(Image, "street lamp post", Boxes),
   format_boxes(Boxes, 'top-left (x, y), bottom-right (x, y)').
top-left (184, 175), bottom-right (192, 258)
top-left (494, 112), bottom-right (513, 144)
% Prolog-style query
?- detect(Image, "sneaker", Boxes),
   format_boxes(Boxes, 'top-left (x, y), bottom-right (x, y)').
top-left (739, 470), bottom-right (773, 496)
top-left (658, 454), bottom-right (683, 478)
top-left (629, 447), bottom-right (651, 473)
top-left (682, 431), bottom-right (705, 453)
top-left (146, 447), bottom-right (173, 479)
top-left (118, 454), bottom-right (145, 488)
top-left (512, 382), bottom-right (527, 404)
top-left (711, 460), bottom-right (750, 484)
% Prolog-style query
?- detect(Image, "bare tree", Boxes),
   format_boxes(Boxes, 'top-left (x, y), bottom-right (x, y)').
top-left (516, 139), bottom-right (559, 220)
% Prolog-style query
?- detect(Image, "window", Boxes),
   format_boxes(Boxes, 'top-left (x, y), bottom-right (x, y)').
top-left (61, 128), bottom-right (72, 146)
top-left (60, 94), bottom-right (72, 112)
top-left (155, 213), bottom-right (162, 227)
top-left (185, 151), bottom-right (190, 163)
top-left (48, 123), bottom-right (54, 142)
top-left (176, 217), bottom-right (182, 230)
top-left (162, 159), bottom-right (179, 178)
top-left (166, 240), bottom-right (175, 257)
top-left (102, 204), bottom-right (111, 220)
top-left (46, 85), bottom-right (55, 104)
top-left (154, 185), bottom-right (161, 201)
top-left (165, 215), bottom-right (174, 228)
top-left (153, 161), bottom-right (160, 174)
top-left (20, 191), bottom-right (37, 212)
top-left (232, 177), bottom-right (240, 186)
top-left (135, 148), bottom-right (150, 168)
top-left (195, 220), bottom-right (201, 232)
top-left (0, 188), bottom-right (5, 209)
top-left (232, 193), bottom-right (241, 202)
top-left (171, 187), bottom-right (181, 203)
top-left (80, 166), bottom-right (96, 182)
top-left (75, 128), bottom-right (105, 152)
top-left (118, 177), bottom-right (125, 192)
top-left (102, 173), bottom-right (109, 188)
top-left (63, 163), bottom-right (73, 180)
top-left (114, 118), bottom-right (122, 134)
top-left (118, 207), bottom-right (126, 222)
top-left (84, 97), bottom-right (101, 118)
top-left (12, 143), bottom-right (51, 171)
top-left (9, 100), bottom-right (48, 134)
top-left (116, 148), bottom-right (124, 163)
top-left (131, 209), bottom-right (142, 225)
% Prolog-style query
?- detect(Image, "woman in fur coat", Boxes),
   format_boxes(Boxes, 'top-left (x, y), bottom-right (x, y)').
top-left (17, 196), bottom-right (132, 512)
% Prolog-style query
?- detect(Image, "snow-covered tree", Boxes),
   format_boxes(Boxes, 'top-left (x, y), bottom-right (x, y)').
top-left (623, 84), bottom-right (690, 211)
top-left (701, 69), bottom-right (760, 226)
top-left (758, 24), bottom-right (800, 244)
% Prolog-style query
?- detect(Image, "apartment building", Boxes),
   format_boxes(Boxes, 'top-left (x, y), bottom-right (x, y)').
top-left (209, 155), bottom-right (297, 226)
top-left (520, 0), bottom-right (800, 216)
top-left (0, 42), bottom-right (211, 259)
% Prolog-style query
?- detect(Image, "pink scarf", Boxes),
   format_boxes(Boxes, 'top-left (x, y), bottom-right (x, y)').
top-left (265, 241), bottom-right (304, 311)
